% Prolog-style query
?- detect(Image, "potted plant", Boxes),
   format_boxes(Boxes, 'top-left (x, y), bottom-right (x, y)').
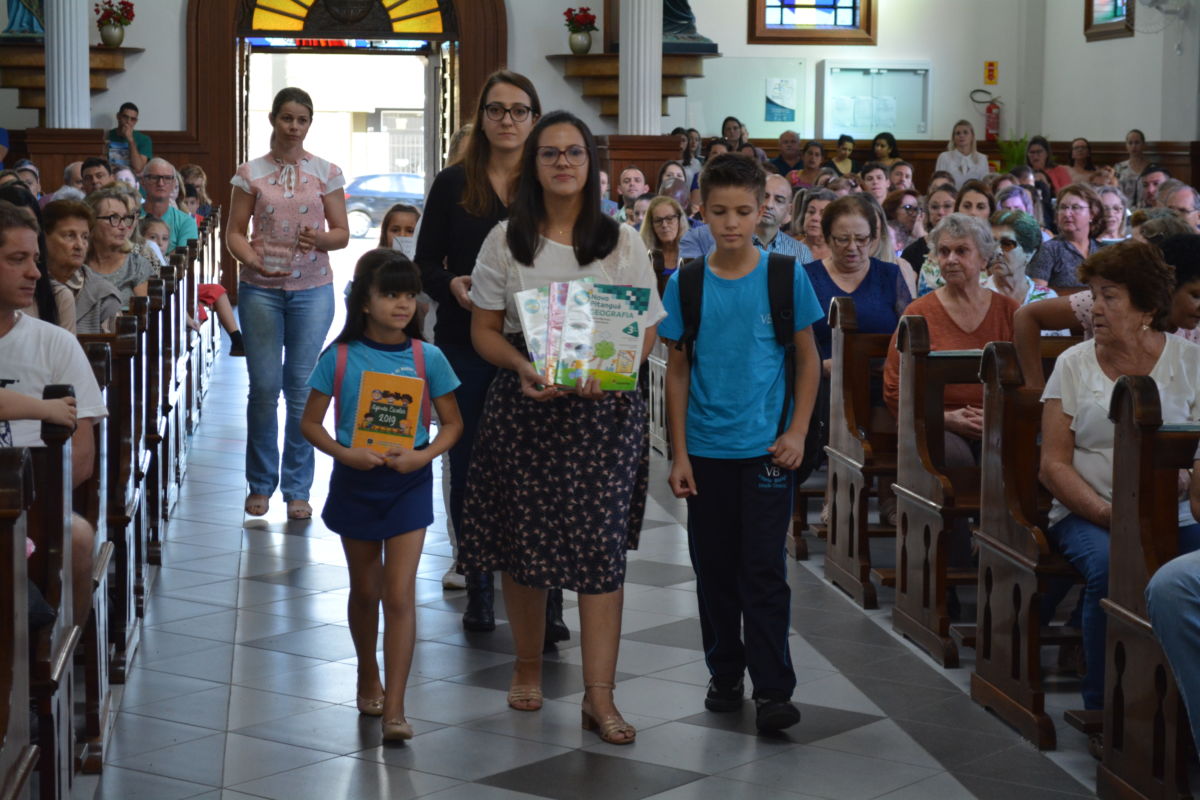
top-left (94, 0), bottom-right (135, 47)
top-left (996, 134), bottom-right (1029, 173)
top-left (564, 7), bottom-right (597, 55)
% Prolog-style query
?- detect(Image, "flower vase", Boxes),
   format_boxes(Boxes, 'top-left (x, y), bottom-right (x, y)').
top-left (99, 23), bottom-right (125, 47)
top-left (568, 31), bottom-right (592, 55)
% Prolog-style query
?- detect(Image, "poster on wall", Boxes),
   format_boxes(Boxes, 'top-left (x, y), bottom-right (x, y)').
top-left (765, 78), bottom-right (796, 122)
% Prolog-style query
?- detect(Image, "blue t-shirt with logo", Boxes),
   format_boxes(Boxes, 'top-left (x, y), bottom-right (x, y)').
top-left (659, 249), bottom-right (823, 459)
top-left (308, 337), bottom-right (460, 448)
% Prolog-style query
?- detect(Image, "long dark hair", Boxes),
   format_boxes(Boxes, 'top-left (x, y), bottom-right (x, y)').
top-left (333, 249), bottom-right (425, 346)
top-left (506, 110), bottom-right (620, 268)
top-left (461, 70), bottom-right (542, 218)
top-left (0, 184), bottom-right (55, 325)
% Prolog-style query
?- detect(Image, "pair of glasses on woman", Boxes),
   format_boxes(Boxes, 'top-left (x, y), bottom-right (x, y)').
top-left (97, 213), bottom-right (137, 228)
top-left (535, 146), bottom-right (589, 167)
top-left (483, 103), bottom-right (533, 123)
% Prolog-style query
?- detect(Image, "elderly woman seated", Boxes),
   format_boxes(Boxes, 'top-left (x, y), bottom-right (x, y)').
top-left (1039, 240), bottom-right (1200, 714)
top-left (84, 185), bottom-right (156, 303)
top-left (885, 212), bottom-right (1019, 456)
top-left (42, 199), bottom-right (121, 334)
top-left (640, 194), bottom-right (688, 295)
top-left (986, 210), bottom-right (1056, 307)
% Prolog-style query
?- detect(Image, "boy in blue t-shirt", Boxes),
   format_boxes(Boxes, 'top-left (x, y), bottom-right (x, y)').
top-left (660, 153), bottom-right (822, 732)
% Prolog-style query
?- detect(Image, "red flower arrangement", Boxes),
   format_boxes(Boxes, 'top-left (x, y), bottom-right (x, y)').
top-left (563, 7), bottom-right (597, 34)
top-left (94, 0), bottom-right (135, 29)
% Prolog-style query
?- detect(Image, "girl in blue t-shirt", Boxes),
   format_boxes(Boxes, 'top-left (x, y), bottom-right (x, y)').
top-left (301, 249), bottom-right (463, 742)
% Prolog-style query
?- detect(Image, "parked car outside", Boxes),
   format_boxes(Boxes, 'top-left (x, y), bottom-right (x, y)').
top-left (344, 172), bottom-right (426, 238)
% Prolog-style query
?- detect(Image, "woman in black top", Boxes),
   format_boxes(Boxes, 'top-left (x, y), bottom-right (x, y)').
top-left (415, 70), bottom-right (549, 634)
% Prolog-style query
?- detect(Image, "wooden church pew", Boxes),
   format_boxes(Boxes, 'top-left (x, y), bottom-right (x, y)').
top-left (145, 277), bottom-right (172, 567)
top-left (26, 386), bottom-right (82, 800)
top-left (0, 448), bottom-right (38, 800)
top-left (1098, 375), bottom-right (1197, 800)
top-left (889, 315), bottom-right (983, 668)
top-left (823, 296), bottom-right (898, 607)
top-left (971, 340), bottom-right (1082, 750)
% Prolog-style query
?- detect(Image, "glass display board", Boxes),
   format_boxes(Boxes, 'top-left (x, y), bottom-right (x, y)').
top-left (818, 59), bottom-right (932, 140)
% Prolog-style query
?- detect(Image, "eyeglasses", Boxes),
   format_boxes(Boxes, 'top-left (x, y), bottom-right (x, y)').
top-left (142, 174), bottom-right (174, 184)
top-left (651, 214), bottom-right (681, 227)
top-left (899, 204), bottom-right (920, 212)
top-left (483, 103), bottom-right (532, 123)
top-left (97, 213), bottom-right (136, 228)
top-left (996, 238), bottom-right (1020, 252)
top-left (830, 234), bottom-right (871, 248)
top-left (536, 145), bottom-right (588, 167)
top-left (1059, 204), bottom-right (1090, 214)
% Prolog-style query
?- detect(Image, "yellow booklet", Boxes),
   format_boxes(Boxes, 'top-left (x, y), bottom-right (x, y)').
top-left (350, 371), bottom-right (425, 454)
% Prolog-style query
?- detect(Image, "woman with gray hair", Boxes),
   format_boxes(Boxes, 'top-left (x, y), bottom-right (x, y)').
top-left (986, 209), bottom-right (1056, 307)
top-left (884, 213), bottom-right (1019, 446)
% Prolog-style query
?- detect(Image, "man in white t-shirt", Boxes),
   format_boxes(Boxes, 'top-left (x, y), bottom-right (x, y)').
top-left (0, 200), bottom-right (107, 624)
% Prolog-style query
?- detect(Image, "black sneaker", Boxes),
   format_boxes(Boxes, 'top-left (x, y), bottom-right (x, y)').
top-left (704, 677), bottom-right (744, 712)
top-left (754, 696), bottom-right (801, 732)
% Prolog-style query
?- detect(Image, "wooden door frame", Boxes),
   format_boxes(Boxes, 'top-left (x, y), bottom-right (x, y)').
top-left (186, 0), bottom-right (506, 289)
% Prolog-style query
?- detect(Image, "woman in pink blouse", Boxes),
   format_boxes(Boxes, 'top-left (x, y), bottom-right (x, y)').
top-left (226, 87), bottom-right (350, 520)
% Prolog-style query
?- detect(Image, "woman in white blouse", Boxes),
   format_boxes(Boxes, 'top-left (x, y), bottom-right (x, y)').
top-left (934, 120), bottom-right (990, 189)
top-left (1040, 240), bottom-right (1200, 716)
top-left (459, 111), bottom-right (665, 745)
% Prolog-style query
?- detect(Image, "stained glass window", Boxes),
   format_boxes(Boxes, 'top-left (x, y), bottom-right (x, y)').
top-left (750, 0), bottom-right (875, 45)
top-left (244, 0), bottom-right (453, 38)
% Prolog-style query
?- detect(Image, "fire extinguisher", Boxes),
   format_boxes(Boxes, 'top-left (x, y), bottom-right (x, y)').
top-left (972, 89), bottom-right (1002, 141)
top-left (984, 99), bottom-right (1001, 141)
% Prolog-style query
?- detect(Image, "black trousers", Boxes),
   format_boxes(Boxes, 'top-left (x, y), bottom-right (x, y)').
top-left (685, 454), bottom-right (797, 697)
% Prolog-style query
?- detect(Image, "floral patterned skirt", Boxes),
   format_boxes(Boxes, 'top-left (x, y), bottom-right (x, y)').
top-left (457, 345), bottom-right (649, 595)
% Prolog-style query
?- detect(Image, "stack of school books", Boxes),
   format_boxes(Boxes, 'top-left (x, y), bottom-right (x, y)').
top-left (514, 278), bottom-right (651, 391)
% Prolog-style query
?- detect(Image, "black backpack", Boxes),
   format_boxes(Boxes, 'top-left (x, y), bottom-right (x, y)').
top-left (673, 252), bottom-right (797, 439)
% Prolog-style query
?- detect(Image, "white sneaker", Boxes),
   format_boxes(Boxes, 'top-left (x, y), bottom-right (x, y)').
top-left (442, 568), bottom-right (467, 590)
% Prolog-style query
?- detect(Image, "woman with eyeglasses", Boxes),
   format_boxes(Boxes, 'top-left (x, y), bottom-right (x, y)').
top-left (1096, 186), bottom-right (1130, 243)
top-left (640, 195), bottom-right (688, 295)
top-left (1025, 136), bottom-right (1072, 194)
top-left (986, 209), bottom-right (1056, 308)
top-left (84, 185), bottom-right (155, 303)
top-left (458, 110), bottom-right (664, 744)
top-left (43, 198), bottom-right (121, 334)
top-left (415, 71), bottom-right (555, 637)
top-left (225, 86), bottom-right (350, 523)
top-left (1027, 184), bottom-right (1103, 290)
top-left (882, 188), bottom-right (924, 257)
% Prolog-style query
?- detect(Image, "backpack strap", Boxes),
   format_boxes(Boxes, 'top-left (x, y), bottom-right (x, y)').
top-left (673, 257), bottom-right (705, 365)
top-left (333, 342), bottom-right (348, 428)
top-left (766, 252), bottom-right (797, 439)
top-left (412, 339), bottom-right (431, 435)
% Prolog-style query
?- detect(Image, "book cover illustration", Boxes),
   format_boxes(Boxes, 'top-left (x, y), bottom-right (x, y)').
top-left (350, 370), bottom-right (425, 454)
top-left (555, 282), bottom-right (650, 391)
top-left (541, 281), bottom-right (572, 386)
top-left (513, 285), bottom-right (551, 377)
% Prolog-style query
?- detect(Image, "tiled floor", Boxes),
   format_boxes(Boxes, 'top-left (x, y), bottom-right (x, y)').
top-left (78, 349), bottom-right (1102, 799)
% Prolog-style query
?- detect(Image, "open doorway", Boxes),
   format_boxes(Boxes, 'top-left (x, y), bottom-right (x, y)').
top-left (245, 45), bottom-right (434, 339)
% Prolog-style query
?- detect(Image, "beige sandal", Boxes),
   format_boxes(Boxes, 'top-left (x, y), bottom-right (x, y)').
top-left (244, 494), bottom-right (269, 516)
top-left (582, 682), bottom-right (635, 745)
top-left (286, 500), bottom-right (312, 520)
top-left (507, 657), bottom-right (543, 711)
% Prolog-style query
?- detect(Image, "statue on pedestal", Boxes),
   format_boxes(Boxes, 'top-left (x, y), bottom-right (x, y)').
top-left (662, 0), bottom-right (717, 53)
top-left (3, 0), bottom-right (44, 35)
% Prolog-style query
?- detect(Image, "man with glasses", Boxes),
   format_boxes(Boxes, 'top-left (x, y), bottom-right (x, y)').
top-left (140, 157), bottom-right (197, 252)
top-left (679, 173), bottom-right (812, 264)
top-left (107, 101), bottom-right (153, 173)
top-left (1159, 180), bottom-right (1200, 231)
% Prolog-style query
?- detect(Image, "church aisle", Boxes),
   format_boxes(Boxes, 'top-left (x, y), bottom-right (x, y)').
top-left (80, 351), bottom-right (1096, 800)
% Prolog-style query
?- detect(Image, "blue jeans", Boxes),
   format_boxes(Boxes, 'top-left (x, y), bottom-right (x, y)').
top-left (238, 282), bottom-right (334, 501)
top-left (1047, 513), bottom-right (1200, 709)
top-left (438, 342), bottom-right (497, 537)
top-left (1147, 550), bottom-right (1200, 755)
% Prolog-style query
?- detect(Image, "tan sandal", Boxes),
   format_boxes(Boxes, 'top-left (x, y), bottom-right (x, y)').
top-left (507, 657), bottom-right (543, 711)
top-left (582, 682), bottom-right (635, 745)
top-left (286, 500), bottom-right (312, 520)
top-left (244, 494), bottom-right (269, 516)
top-left (382, 718), bottom-right (413, 741)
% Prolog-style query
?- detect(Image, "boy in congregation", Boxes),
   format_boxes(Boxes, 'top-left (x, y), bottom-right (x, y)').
top-left (660, 153), bottom-right (822, 732)
top-left (0, 200), bottom-right (107, 625)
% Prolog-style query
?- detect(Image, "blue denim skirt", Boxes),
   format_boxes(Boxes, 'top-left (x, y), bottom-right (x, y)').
top-left (322, 457), bottom-right (433, 540)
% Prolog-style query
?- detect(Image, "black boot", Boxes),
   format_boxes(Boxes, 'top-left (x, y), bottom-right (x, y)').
top-left (544, 588), bottom-right (570, 646)
top-left (462, 572), bottom-right (495, 632)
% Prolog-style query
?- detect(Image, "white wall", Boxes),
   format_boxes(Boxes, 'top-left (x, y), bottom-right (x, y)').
top-left (1040, 0), bottom-right (1167, 140)
top-left (0, 0), bottom-right (188, 131)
